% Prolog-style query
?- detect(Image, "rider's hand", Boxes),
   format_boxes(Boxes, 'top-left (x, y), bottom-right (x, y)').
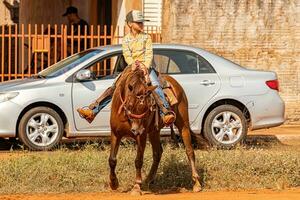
top-left (141, 66), bottom-right (148, 76)
top-left (131, 62), bottom-right (138, 71)
top-left (140, 65), bottom-right (150, 83)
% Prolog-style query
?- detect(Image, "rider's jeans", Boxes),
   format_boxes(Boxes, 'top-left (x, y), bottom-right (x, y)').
top-left (92, 69), bottom-right (170, 115)
top-left (149, 69), bottom-right (170, 112)
top-left (92, 96), bottom-right (112, 115)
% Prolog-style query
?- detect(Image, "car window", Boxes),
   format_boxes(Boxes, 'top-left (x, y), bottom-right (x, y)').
top-left (198, 55), bottom-right (216, 73)
top-left (39, 49), bottom-right (102, 78)
top-left (153, 50), bottom-right (198, 74)
top-left (85, 54), bottom-right (121, 80)
top-left (153, 54), bottom-right (179, 73)
top-left (153, 50), bottom-right (215, 74)
top-left (114, 55), bottom-right (128, 73)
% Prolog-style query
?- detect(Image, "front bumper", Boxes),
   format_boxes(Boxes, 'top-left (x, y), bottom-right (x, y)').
top-left (0, 100), bottom-right (22, 137)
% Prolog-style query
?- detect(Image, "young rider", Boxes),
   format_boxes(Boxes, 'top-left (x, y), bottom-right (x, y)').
top-left (77, 10), bottom-right (175, 125)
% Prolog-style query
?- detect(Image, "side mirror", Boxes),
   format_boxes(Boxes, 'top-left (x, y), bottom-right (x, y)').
top-left (76, 69), bottom-right (92, 81)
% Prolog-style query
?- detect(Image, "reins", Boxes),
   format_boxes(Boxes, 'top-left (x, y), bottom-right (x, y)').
top-left (118, 90), bottom-right (150, 120)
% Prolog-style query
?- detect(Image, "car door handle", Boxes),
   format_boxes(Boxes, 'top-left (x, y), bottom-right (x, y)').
top-left (199, 80), bottom-right (215, 86)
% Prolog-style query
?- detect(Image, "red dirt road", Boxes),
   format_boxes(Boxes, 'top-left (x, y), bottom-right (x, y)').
top-left (1, 189), bottom-right (299, 200)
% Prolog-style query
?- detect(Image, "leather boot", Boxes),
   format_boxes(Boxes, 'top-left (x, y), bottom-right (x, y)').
top-left (77, 107), bottom-right (95, 124)
top-left (77, 87), bottom-right (114, 123)
top-left (162, 112), bottom-right (176, 126)
top-left (152, 91), bottom-right (176, 126)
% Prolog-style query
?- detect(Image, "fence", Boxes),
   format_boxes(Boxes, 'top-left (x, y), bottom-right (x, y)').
top-left (0, 24), bottom-right (162, 82)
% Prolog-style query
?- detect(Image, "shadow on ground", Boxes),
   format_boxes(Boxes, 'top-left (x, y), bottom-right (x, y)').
top-left (0, 134), bottom-right (289, 152)
top-left (143, 159), bottom-right (205, 194)
top-left (244, 135), bottom-right (284, 148)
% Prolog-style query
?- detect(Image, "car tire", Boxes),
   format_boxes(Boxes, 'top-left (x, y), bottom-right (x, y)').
top-left (18, 106), bottom-right (64, 151)
top-left (203, 105), bottom-right (247, 148)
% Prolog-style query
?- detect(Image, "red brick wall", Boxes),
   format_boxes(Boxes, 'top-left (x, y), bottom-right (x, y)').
top-left (162, 0), bottom-right (300, 125)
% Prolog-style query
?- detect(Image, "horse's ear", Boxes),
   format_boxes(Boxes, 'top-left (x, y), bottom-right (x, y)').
top-left (146, 85), bottom-right (157, 95)
top-left (128, 84), bottom-right (133, 92)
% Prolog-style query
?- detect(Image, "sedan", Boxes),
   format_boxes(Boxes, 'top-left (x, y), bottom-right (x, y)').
top-left (0, 44), bottom-right (285, 150)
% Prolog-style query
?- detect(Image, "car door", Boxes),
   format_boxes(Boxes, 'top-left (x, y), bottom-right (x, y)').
top-left (153, 49), bottom-right (221, 125)
top-left (72, 53), bottom-right (122, 131)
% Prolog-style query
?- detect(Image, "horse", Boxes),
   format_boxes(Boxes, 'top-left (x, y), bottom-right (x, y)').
top-left (109, 67), bottom-right (201, 195)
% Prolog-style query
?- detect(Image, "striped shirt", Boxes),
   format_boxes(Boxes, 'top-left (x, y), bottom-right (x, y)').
top-left (122, 32), bottom-right (153, 69)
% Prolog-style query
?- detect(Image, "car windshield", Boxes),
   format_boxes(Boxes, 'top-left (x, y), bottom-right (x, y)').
top-left (39, 49), bottom-right (102, 78)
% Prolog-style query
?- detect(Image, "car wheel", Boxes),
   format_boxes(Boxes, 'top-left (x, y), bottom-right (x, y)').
top-left (203, 105), bottom-right (247, 148)
top-left (18, 107), bottom-right (64, 151)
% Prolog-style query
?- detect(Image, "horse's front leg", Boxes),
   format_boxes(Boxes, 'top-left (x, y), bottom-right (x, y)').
top-left (131, 133), bottom-right (147, 195)
top-left (109, 131), bottom-right (121, 190)
top-left (178, 124), bottom-right (202, 192)
top-left (145, 131), bottom-right (163, 185)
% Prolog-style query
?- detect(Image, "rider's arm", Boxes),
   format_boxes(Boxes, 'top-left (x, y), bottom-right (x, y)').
top-left (144, 34), bottom-right (153, 69)
top-left (122, 37), bottom-right (134, 66)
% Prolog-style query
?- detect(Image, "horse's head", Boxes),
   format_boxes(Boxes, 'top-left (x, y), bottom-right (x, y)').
top-left (120, 69), bottom-right (157, 135)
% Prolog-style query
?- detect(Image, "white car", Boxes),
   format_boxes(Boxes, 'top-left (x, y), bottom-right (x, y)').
top-left (0, 44), bottom-right (285, 150)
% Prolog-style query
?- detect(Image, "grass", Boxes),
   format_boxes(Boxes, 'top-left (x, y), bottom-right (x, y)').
top-left (0, 142), bottom-right (299, 194)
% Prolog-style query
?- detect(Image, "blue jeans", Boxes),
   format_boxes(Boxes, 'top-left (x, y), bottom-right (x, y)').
top-left (149, 69), bottom-right (170, 113)
top-left (91, 73), bottom-right (122, 115)
top-left (92, 69), bottom-right (170, 115)
top-left (92, 96), bottom-right (112, 114)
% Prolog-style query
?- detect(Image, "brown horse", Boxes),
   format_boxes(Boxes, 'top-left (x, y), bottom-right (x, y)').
top-left (109, 67), bottom-right (201, 195)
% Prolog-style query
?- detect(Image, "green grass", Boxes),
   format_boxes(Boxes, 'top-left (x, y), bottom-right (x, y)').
top-left (0, 143), bottom-right (299, 194)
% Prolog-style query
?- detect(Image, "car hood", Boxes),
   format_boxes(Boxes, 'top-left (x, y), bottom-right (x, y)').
top-left (0, 78), bottom-right (47, 92)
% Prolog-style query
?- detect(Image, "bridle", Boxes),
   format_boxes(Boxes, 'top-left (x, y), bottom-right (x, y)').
top-left (117, 66), bottom-right (156, 122)
top-left (118, 92), bottom-right (152, 121)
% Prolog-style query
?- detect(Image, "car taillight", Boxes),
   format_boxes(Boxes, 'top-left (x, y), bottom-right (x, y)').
top-left (266, 80), bottom-right (279, 91)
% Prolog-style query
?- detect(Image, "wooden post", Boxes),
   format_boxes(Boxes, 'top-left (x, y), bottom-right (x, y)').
top-left (34, 24), bottom-right (38, 74)
top-left (1, 25), bottom-right (5, 82)
top-left (47, 24), bottom-right (51, 68)
top-left (21, 24), bottom-right (25, 78)
top-left (28, 24), bottom-right (31, 76)
top-left (8, 25), bottom-right (11, 80)
top-left (54, 24), bottom-right (58, 63)
top-left (14, 24), bottom-right (18, 79)
top-left (41, 24), bottom-right (44, 71)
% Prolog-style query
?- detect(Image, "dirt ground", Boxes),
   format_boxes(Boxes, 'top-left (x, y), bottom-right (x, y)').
top-left (0, 189), bottom-right (299, 200)
top-left (249, 126), bottom-right (300, 136)
top-left (0, 126), bottom-right (299, 199)
top-left (248, 126), bottom-right (300, 145)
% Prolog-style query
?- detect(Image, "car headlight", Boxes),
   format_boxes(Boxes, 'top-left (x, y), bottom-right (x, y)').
top-left (0, 92), bottom-right (19, 103)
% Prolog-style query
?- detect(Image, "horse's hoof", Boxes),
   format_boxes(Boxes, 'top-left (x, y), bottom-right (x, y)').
top-left (130, 184), bottom-right (142, 196)
top-left (193, 184), bottom-right (202, 192)
top-left (131, 189), bottom-right (142, 196)
top-left (170, 142), bottom-right (179, 149)
top-left (109, 178), bottom-right (119, 190)
top-left (145, 177), bottom-right (155, 185)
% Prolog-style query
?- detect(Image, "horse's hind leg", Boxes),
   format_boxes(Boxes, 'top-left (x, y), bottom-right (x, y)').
top-left (131, 133), bottom-right (147, 195)
top-left (175, 121), bottom-right (202, 192)
top-left (170, 125), bottom-right (179, 148)
top-left (109, 132), bottom-right (121, 190)
top-left (145, 131), bottom-right (163, 185)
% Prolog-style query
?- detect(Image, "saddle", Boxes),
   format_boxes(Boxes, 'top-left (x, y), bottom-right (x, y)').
top-left (155, 71), bottom-right (178, 106)
top-left (119, 67), bottom-right (178, 107)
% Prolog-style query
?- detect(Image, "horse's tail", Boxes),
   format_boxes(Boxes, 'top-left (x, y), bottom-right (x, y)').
top-left (190, 129), bottom-right (210, 149)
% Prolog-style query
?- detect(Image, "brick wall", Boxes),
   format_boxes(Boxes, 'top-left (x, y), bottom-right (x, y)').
top-left (162, 0), bottom-right (300, 125)
top-left (0, 0), bottom-right (14, 25)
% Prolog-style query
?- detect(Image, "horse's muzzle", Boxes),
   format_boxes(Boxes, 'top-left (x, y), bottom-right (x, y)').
top-left (131, 126), bottom-right (145, 136)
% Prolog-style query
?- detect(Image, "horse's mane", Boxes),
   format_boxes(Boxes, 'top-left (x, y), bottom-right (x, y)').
top-left (115, 67), bottom-right (146, 95)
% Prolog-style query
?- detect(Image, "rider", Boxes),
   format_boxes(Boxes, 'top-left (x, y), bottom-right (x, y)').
top-left (77, 10), bottom-right (175, 125)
